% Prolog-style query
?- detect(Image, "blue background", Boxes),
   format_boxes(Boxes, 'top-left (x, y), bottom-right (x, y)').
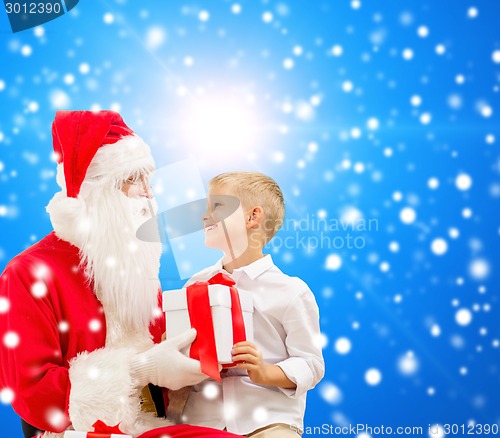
top-left (1, 0), bottom-right (499, 437)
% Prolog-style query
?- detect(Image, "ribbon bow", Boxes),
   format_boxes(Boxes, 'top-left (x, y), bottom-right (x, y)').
top-left (187, 273), bottom-right (247, 381)
top-left (92, 420), bottom-right (124, 434)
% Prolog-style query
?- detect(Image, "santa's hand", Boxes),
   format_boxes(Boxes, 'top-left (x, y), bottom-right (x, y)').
top-left (130, 328), bottom-right (207, 390)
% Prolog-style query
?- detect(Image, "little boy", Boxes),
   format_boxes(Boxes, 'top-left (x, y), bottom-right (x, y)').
top-left (181, 171), bottom-right (324, 437)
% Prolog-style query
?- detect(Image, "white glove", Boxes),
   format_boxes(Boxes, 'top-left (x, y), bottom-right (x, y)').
top-left (130, 328), bottom-right (208, 390)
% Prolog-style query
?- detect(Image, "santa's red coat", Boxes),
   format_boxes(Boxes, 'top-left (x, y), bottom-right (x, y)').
top-left (0, 232), bottom-right (238, 438)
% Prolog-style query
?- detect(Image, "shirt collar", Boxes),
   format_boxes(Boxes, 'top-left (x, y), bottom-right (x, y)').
top-left (212, 254), bottom-right (274, 280)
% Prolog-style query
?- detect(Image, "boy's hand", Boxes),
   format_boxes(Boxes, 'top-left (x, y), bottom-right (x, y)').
top-left (232, 341), bottom-right (269, 385)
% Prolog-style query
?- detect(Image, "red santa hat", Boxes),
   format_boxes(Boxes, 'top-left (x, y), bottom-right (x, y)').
top-left (47, 110), bottom-right (155, 247)
top-left (52, 110), bottom-right (133, 198)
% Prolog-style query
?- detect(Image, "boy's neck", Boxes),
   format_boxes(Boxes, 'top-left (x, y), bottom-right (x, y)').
top-left (222, 249), bottom-right (265, 274)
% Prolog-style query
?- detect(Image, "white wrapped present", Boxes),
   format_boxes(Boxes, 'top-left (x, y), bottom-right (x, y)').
top-left (163, 274), bottom-right (253, 369)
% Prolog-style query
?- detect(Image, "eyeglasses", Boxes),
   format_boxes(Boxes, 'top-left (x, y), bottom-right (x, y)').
top-left (121, 174), bottom-right (153, 198)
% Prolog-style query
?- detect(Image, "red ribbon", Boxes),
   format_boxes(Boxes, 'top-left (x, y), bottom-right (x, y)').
top-left (186, 273), bottom-right (247, 381)
top-left (92, 419), bottom-right (124, 434)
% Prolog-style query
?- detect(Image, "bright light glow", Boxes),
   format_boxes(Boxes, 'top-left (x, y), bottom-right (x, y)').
top-left (180, 96), bottom-right (261, 160)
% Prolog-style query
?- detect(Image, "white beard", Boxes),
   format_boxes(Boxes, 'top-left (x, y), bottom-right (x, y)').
top-left (78, 187), bottom-right (162, 334)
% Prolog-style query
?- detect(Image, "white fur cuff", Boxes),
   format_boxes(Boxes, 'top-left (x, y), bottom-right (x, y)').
top-left (68, 347), bottom-right (141, 435)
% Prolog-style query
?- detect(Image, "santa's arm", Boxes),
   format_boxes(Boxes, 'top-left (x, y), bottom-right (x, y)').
top-left (0, 264), bottom-right (72, 433)
top-left (68, 291), bottom-right (167, 432)
top-left (0, 264), bottom-right (160, 435)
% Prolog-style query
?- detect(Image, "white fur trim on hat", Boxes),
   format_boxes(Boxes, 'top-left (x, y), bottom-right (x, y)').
top-left (85, 135), bottom-right (155, 183)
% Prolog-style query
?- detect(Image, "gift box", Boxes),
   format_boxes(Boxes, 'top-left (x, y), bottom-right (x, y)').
top-left (163, 273), bottom-right (254, 380)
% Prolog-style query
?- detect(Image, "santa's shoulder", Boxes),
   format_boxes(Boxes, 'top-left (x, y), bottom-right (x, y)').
top-left (1, 232), bottom-right (81, 278)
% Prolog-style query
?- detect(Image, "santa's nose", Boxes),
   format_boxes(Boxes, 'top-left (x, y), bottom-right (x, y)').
top-left (144, 184), bottom-right (154, 199)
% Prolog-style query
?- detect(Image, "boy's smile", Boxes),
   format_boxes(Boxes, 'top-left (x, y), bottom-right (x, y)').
top-left (204, 223), bottom-right (218, 232)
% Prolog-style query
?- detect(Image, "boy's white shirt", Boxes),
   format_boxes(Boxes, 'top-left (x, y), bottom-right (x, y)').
top-left (181, 254), bottom-right (325, 435)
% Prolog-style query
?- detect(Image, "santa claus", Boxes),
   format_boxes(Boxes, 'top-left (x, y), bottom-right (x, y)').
top-left (0, 111), bottom-right (239, 438)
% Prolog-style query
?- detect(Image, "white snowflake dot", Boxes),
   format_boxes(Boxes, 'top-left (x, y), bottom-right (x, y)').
top-left (202, 382), bottom-right (219, 400)
top-left (411, 95), bottom-right (422, 106)
top-left (480, 105), bottom-right (493, 118)
top-left (431, 238), bottom-right (448, 256)
top-left (31, 281), bottom-right (47, 298)
top-left (455, 173), bottom-right (472, 191)
top-left (400, 207), bottom-right (416, 224)
top-left (79, 63), bottom-right (90, 74)
top-left (351, 0), bottom-right (361, 9)
top-left (485, 134), bottom-right (495, 144)
top-left (455, 308), bottom-right (472, 326)
top-left (89, 319), bottom-right (102, 332)
top-left (46, 408), bottom-right (67, 429)
top-left (105, 256), bottom-right (117, 268)
top-left (0, 388), bottom-right (15, 404)
top-left (342, 81), bottom-right (354, 92)
top-left (365, 368), bottom-right (382, 386)
top-left (468, 7), bottom-right (479, 18)
top-left (420, 112), bottom-right (432, 124)
top-left (367, 117), bottom-right (379, 130)
top-left (63, 74), bottom-right (75, 85)
top-left (315, 332), bottom-right (329, 349)
top-left (283, 58), bottom-right (294, 69)
top-left (88, 366), bottom-right (100, 380)
top-left (492, 50), bottom-right (500, 64)
top-left (435, 44), bottom-right (446, 55)
top-left (21, 45), bottom-right (32, 57)
top-left (103, 13), bottom-right (114, 24)
top-left (59, 321), bottom-right (69, 333)
top-left (429, 424), bottom-right (445, 438)
top-left (252, 406), bottom-right (269, 422)
top-left (331, 45), bottom-right (343, 57)
top-left (325, 254), bottom-right (342, 271)
top-left (34, 26), bottom-right (45, 37)
top-left (428, 177), bottom-right (439, 189)
top-left (262, 11), bottom-right (273, 23)
top-left (392, 191), bottom-right (403, 202)
top-left (389, 241), bottom-right (399, 252)
top-left (468, 259), bottom-right (490, 280)
top-left (462, 207), bottom-right (472, 219)
top-left (198, 10), bottom-right (210, 22)
top-left (319, 382), bottom-right (343, 404)
top-left (350, 127), bottom-right (362, 139)
top-left (231, 4), bottom-right (242, 15)
top-left (0, 297), bottom-right (10, 314)
top-left (380, 261), bottom-right (390, 272)
top-left (402, 48), bottom-right (414, 60)
top-left (335, 337), bottom-right (352, 355)
top-left (397, 351), bottom-right (419, 376)
top-left (417, 26), bottom-right (429, 37)
top-left (354, 162), bottom-right (365, 173)
top-left (3, 331), bottom-right (20, 348)
top-left (431, 324), bottom-right (441, 337)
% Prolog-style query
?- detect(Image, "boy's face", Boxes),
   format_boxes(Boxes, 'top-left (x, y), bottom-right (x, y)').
top-left (203, 185), bottom-right (249, 260)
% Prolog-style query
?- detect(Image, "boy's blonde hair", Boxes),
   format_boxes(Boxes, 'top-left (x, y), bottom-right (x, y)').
top-left (208, 171), bottom-right (285, 244)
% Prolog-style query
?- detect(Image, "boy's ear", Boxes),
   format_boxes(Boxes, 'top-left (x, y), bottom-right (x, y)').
top-left (246, 206), bottom-right (264, 228)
